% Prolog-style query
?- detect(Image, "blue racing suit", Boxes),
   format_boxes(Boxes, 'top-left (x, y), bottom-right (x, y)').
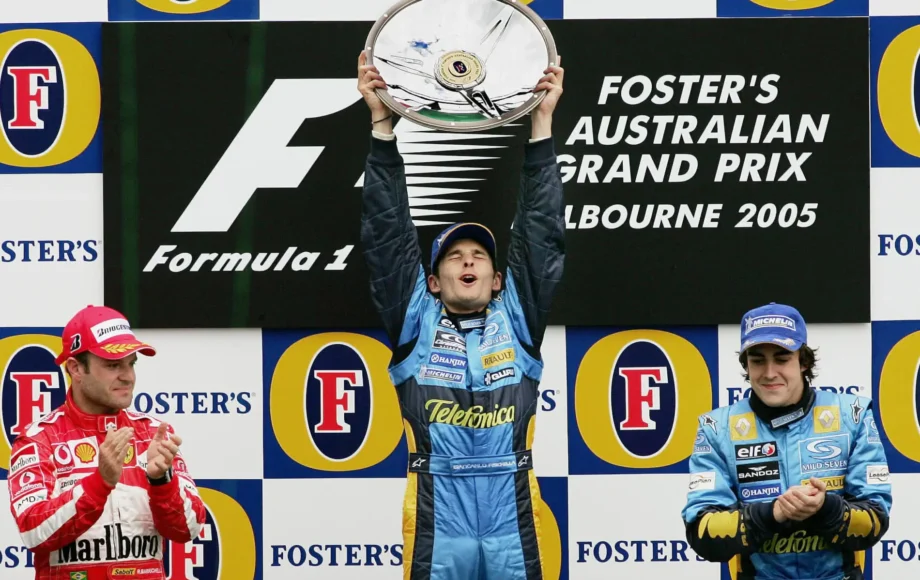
top-left (682, 387), bottom-right (892, 580)
top-left (360, 132), bottom-right (565, 579)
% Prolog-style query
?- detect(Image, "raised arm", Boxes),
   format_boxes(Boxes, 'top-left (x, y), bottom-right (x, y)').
top-left (505, 60), bottom-right (566, 351)
top-left (357, 51), bottom-right (424, 349)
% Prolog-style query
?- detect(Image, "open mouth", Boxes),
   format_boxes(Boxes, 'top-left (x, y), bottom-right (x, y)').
top-left (460, 274), bottom-right (478, 286)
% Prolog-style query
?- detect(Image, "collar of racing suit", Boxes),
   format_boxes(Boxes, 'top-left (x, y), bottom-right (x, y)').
top-left (749, 385), bottom-right (816, 429)
top-left (64, 389), bottom-right (129, 433)
top-left (444, 308), bottom-right (488, 332)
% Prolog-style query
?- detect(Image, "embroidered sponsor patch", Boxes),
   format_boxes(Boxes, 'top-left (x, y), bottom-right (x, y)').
top-left (867, 465), bottom-right (890, 485)
top-left (688, 471), bottom-right (716, 491)
top-left (432, 329), bottom-right (465, 354)
top-left (740, 482), bottom-right (782, 502)
top-left (420, 366), bottom-right (464, 383)
top-left (799, 434), bottom-right (849, 474)
top-left (484, 367), bottom-right (514, 386)
top-left (736, 461), bottom-right (780, 484)
top-left (735, 441), bottom-right (777, 461)
top-left (428, 352), bottom-right (467, 369)
top-left (481, 348), bottom-right (514, 368)
top-left (9, 443), bottom-right (38, 475)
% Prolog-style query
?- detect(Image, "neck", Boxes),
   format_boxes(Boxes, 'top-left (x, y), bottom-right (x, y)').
top-left (71, 387), bottom-right (118, 415)
top-left (750, 384), bottom-right (814, 429)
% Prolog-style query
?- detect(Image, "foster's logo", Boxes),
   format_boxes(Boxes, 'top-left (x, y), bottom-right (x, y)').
top-left (573, 329), bottom-right (713, 471)
top-left (0, 333), bottom-right (68, 472)
top-left (162, 484), bottom-right (258, 580)
top-left (268, 332), bottom-right (404, 475)
top-left (0, 28), bottom-right (100, 169)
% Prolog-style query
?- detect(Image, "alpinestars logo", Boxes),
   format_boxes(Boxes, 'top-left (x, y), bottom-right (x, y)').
top-left (353, 114), bottom-right (513, 227)
top-left (142, 79), bottom-right (510, 275)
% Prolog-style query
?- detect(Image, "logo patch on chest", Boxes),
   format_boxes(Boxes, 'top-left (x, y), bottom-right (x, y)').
top-left (799, 434), bottom-right (850, 473)
top-left (736, 461), bottom-right (780, 483)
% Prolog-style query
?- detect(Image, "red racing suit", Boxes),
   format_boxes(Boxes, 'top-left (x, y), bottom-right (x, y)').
top-left (7, 391), bottom-right (207, 579)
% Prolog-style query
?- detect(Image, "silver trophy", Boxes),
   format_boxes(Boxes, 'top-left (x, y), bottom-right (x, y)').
top-left (364, 0), bottom-right (558, 132)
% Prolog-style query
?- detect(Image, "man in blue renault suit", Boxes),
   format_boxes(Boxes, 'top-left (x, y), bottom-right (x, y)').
top-left (357, 50), bottom-right (565, 580)
top-left (682, 303), bottom-right (892, 580)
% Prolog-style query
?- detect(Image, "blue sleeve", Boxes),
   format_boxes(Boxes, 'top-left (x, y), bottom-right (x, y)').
top-left (804, 400), bottom-right (891, 550)
top-left (505, 137), bottom-right (565, 351)
top-left (360, 134), bottom-right (424, 348)
top-left (682, 416), bottom-right (787, 562)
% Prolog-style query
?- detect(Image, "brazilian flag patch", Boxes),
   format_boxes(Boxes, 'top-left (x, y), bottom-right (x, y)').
top-left (69, 572), bottom-right (88, 580)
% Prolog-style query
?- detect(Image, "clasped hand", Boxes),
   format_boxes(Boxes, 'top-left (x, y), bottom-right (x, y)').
top-left (97, 422), bottom-right (182, 487)
top-left (772, 476), bottom-right (827, 522)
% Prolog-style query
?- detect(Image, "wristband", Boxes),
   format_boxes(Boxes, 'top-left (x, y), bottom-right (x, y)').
top-left (147, 467), bottom-right (173, 486)
top-left (372, 114), bottom-right (392, 125)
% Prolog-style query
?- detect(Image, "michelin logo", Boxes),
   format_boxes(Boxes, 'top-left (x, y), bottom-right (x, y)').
top-left (744, 315), bottom-right (795, 334)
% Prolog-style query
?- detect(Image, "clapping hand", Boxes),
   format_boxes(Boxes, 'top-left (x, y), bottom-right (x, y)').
top-left (773, 477), bottom-right (827, 522)
top-left (146, 422), bottom-right (182, 480)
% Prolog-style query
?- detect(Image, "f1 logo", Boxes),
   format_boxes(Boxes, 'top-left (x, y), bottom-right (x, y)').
top-left (6, 66), bottom-right (57, 130)
top-left (313, 370), bottom-right (363, 434)
top-left (618, 367), bottom-right (665, 430)
top-left (171, 79), bottom-right (362, 233)
top-left (10, 371), bottom-right (60, 436)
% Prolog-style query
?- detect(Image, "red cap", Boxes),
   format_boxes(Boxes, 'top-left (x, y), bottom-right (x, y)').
top-left (55, 305), bottom-right (157, 366)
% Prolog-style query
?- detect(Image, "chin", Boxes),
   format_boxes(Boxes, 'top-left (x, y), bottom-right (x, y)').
top-left (757, 389), bottom-right (794, 407)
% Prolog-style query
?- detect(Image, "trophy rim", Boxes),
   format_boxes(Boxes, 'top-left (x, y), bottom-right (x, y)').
top-left (363, 0), bottom-right (558, 133)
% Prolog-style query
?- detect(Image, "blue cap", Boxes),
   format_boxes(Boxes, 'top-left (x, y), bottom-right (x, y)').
top-left (739, 302), bottom-right (807, 353)
top-left (430, 222), bottom-right (496, 271)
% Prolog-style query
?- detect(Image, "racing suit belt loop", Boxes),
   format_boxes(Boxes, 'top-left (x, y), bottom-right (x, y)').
top-left (408, 451), bottom-right (533, 477)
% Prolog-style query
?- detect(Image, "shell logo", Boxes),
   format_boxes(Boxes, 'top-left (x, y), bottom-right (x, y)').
top-left (74, 442), bottom-right (96, 463)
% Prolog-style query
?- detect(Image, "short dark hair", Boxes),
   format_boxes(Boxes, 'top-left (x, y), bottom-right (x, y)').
top-left (738, 344), bottom-right (818, 385)
top-left (65, 351), bottom-right (91, 376)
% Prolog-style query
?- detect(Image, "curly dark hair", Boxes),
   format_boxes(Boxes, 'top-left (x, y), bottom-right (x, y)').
top-left (737, 344), bottom-right (819, 385)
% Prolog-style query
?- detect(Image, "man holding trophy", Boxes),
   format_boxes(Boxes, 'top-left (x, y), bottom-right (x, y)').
top-left (357, 3), bottom-right (565, 575)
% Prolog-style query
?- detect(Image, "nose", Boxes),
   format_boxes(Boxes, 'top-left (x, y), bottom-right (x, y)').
top-left (763, 361), bottom-right (778, 378)
top-left (120, 366), bottom-right (136, 383)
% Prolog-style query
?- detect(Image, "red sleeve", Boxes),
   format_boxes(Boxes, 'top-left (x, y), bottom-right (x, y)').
top-left (146, 427), bottom-right (207, 543)
top-left (8, 434), bottom-right (113, 554)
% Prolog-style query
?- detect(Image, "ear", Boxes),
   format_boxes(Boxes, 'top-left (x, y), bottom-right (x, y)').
top-left (65, 357), bottom-right (83, 378)
top-left (491, 270), bottom-right (502, 292)
top-left (427, 273), bottom-right (441, 293)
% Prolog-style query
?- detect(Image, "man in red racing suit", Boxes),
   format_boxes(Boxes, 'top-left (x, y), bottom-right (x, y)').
top-left (7, 305), bottom-right (207, 579)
